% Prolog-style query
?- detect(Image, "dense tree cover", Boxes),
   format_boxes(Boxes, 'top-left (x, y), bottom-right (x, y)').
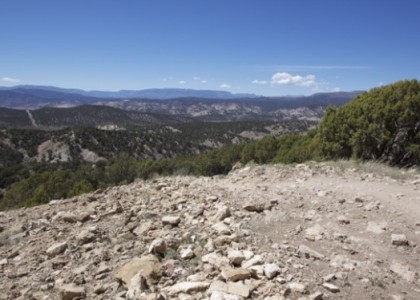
top-left (316, 80), bottom-right (420, 165)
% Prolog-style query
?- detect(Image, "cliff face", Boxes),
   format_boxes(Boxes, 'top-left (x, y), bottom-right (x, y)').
top-left (1, 162), bottom-right (420, 299)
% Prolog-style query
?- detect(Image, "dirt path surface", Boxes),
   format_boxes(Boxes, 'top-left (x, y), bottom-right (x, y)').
top-left (1, 162), bottom-right (419, 299)
top-left (26, 109), bottom-right (38, 127)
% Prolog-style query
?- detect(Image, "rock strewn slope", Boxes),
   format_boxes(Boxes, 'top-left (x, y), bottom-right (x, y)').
top-left (1, 163), bottom-right (420, 299)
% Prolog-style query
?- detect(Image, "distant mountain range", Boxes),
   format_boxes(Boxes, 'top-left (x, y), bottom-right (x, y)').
top-left (0, 85), bottom-right (364, 126)
top-left (0, 85), bottom-right (258, 100)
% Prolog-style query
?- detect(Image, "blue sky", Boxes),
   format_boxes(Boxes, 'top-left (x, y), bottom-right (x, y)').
top-left (1, 0), bottom-right (419, 96)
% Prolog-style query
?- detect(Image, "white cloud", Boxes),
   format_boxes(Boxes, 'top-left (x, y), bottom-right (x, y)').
top-left (2, 77), bottom-right (20, 83)
top-left (219, 83), bottom-right (230, 89)
top-left (332, 87), bottom-right (341, 92)
top-left (252, 79), bottom-right (268, 85)
top-left (271, 72), bottom-right (316, 87)
top-left (193, 76), bottom-right (207, 84)
top-left (179, 80), bottom-right (186, 85)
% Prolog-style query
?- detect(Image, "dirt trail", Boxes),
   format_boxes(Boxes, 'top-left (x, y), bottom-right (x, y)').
top-left (1, 162), bottom-right (419, 299)
top-left (26, 109), bottom-right (38, 127)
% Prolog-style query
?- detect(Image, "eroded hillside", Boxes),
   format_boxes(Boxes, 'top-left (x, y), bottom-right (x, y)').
top-left (1, 162), bottom-right (420, 299)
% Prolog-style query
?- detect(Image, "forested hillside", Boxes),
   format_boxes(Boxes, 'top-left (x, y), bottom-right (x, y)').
top-left (0, 119), bottom-right (313, 209)
top-left (1, 80), bottom-right (418, 210)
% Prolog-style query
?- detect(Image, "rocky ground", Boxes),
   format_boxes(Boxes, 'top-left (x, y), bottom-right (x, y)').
top-left (1, 162), bottom-right (420, 300)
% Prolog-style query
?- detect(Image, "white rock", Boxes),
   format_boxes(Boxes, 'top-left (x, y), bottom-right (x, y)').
top-left (163, 282), bottom-right (210, 295)
top-left (297, 245), bottom-right (325, 260)
top-left (202, 252), bottom-right (229, 268)
top-left (322, 282), bottom-right (340, 293)
top-left (212, 222), bottom-right (231, 235)
top-left (249, 265), bottom-right (264, 277)
top-left (242, 250), bottom-right (254, 260)
top-left (162, 215), bottom-right (181, 226)
top-left (148, 238), bottom-right (167, 255)
top-left (213, 206), bottom-right (231, 221)
top-left (263, 263), bottom-right (281, 279)
top-left (391, 234), bottom-right (408, 246)
top-left (366, 221), bottom-right (387, 234)
top-left (210, 291), bottom-right (243, 300)
top-left (227, 250), bottom-right (245, 266)
top-left (242, 255), bottom-right (263, 268)
top-left (180, 247), bottom-right (195, 259)
top-left (46, 242), bottom-right (67, 257)
top-left (337, 215), bottom-right (350, 224)
top-left (126, 273), bottom-right (148, 300)
top-left (208, 281), bottom-right (251, 298)
top-left (305, 224), bottom-right (324, 240)
top-left (287, 282), bottom-right (307, 294)
top-left (53, 211), bottom-right (77, 223)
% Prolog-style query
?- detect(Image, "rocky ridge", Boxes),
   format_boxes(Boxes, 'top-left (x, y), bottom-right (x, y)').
top-left (1, 163), bottom-right (420, 299)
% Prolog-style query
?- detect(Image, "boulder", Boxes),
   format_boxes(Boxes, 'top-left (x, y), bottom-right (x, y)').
top-left (115, 255), bottom-right (161, 286)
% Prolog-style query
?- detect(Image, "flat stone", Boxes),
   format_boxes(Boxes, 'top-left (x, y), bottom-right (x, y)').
top-left (46, 242), bottom-right (67, 257)
top-left (210, 291), bottom-right (242, 300)
top-left (366, 221), bottom-right (387, 234)
top-left (391, 234), bottom-right (408, 246)
top-left (162, 215), bottom-right (181, 226)
top-left (133, 221), bottom-right (154, 236)
top-left (58, 284), bottom-right (86, 300)
top-left (287, 282), bottom-right (308, 294)
top-left (208, 281), bottom-right (251, 298)
top-left (212, 222), bottom-right (231, 235)
top-left (322, 282), bottom-right (340, 293)
top-left (76, 230), bottom-right (95, 245)
top-left (221, 267), bottom-right (252, 282)
top-left (297, 245), bottom-right (325, 260)
top-left (242, 255), bottom-right (263, 268)
top-left (243, 201), bottom-right (265, 212)
top-left (202, 252), bottom-right (229, 269)
top-left (163, 282), bottom-right (210, 295)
